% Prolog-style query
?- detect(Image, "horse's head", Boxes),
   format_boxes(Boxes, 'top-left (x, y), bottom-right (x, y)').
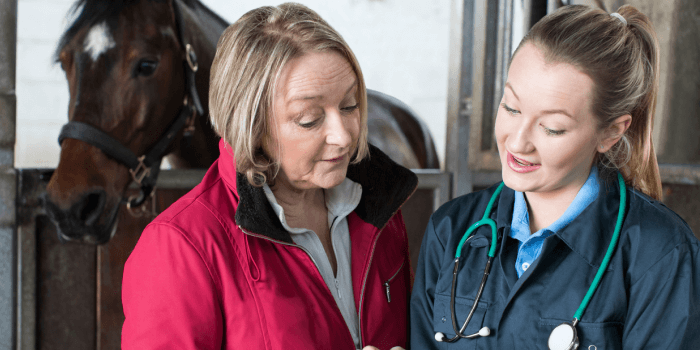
top-left (44, 0), bottom-right (219, 244)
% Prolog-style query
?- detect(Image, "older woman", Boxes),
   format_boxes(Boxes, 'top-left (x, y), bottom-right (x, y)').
top-left (121, 3), bottom-right (414, 350)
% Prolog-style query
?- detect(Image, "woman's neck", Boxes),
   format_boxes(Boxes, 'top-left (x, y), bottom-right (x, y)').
top-left (269, 177), bottom-right (337, 275)
top-left (524, 185), bottom-right (582, 233)
top-left (269, 179), bottom-right (326, 226)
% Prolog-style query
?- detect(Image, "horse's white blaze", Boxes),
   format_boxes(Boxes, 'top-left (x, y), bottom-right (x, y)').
top-left (84, 22), bottom-right (115, 61)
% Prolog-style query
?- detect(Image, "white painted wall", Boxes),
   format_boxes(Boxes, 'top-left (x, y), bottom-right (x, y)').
top-left (14, 0), bottom-right (451, 168)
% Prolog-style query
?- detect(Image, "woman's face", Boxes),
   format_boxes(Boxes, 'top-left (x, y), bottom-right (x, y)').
top-left (266, 51), bottom-right (361, 191)
top-left (495, 43), bottom-right (603, 198)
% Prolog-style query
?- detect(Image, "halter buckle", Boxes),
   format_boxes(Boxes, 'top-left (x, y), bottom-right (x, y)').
top-left (129, 155), bottom-right (151, 185)
top-left (185, 44), bottom-right (198, 72)
top-left (126, 186), bottom-right (159, 218)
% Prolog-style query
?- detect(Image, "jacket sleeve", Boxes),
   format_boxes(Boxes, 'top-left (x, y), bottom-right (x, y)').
top-left (622, 240), bottom-right (700, 349)
top-left (121, 222), bottom-right (223, 349)
top-left (409, 217), bottom-right (445, 350)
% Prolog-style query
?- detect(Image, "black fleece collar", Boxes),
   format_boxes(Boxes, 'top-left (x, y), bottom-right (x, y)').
top-left (235, 144), bottom-right (419, 243)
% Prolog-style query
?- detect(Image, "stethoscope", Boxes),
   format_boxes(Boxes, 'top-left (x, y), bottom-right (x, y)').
top-left (435, 173), bottom-right (627, 350)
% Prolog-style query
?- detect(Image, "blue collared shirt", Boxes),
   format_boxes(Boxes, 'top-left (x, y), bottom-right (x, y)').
top-left (509, 166), bottom-right (600, 277)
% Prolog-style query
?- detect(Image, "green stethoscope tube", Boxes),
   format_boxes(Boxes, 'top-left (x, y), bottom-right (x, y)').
top-left (573, 172), bottom-right (626, 322)
top-left (455, 182), bottom-right (504, 259)
top-left (439, 173), bottom-right (627, 345)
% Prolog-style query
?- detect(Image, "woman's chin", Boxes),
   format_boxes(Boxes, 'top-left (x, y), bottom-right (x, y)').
top-left (320, 173), bottom-right (348, 189)
top-left (501, 169), bottom-right (534, 193)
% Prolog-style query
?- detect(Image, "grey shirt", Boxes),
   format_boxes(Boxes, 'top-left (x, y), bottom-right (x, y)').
top-left (263, 178), bottom-right (363, 349)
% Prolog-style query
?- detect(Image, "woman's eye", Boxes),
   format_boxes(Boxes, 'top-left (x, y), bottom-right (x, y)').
top-left (298, 119), bottom-right (320, 129)
top-left (135, 59), bottom-right (158, 77)
top-left (543, 125), bottom-right (566, 136)
top-left (501, 103), bottom-right (520, 116)
top-left (341, 104), bottom-right (359, 113)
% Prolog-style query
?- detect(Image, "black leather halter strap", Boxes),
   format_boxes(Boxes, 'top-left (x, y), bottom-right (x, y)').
top-left (57, 0), bottom-right (203, 208)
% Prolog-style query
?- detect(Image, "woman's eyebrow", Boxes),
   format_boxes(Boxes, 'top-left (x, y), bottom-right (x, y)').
top-left (540, 108), bottom-right (575, 120)
top-left (504, 82), bottom-right (575, 120)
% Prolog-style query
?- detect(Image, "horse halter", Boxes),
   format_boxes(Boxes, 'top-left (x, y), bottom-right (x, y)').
top-left (57, 0), bottom-right (204, 210)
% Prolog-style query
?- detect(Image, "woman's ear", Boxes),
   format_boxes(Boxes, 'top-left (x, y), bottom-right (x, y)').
top-left (598, 114), bottom-right (631, 153)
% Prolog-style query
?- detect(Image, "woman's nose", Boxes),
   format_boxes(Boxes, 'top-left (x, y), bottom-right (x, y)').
top-left (507, 121), bottom-right (535, 154)
top-left (325, 111), bottom-right (352, 148)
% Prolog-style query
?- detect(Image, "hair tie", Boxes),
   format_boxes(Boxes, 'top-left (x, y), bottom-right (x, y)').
top-left (610, 12), bottom-right (627, 26)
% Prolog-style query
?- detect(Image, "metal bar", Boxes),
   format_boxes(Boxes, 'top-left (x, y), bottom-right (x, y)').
top-left (130, 168), bottom-right (207, 189)
top-left (445, 0), bottom-right (474, 198)
top-left (469, 0), bottom-right (489, 166)
top-left (143, 168), bottom-right (457, 203)
top-left (413, 169), bottom-right (452, 209)
top-left (0, 1), bottom-right (17, 349)
top-left (127, 163), bottom-right (700, 199)
top-left (494, 0), bottom-right (514, 123)
top-left (659, 164), bottom-right (700, 185)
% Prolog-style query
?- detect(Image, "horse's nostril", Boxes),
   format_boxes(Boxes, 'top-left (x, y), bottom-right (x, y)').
top-left (76, 190), bottom-right (107, 226)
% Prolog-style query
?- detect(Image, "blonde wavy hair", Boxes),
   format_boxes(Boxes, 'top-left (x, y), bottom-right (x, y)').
top-left (208, 3), bottom-right (369, 186)
top-left (514, 4), bottom-right (662, 199)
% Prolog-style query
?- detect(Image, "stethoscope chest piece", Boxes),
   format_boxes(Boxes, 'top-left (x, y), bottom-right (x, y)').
top-left (548, 322), bottom-right (579, 350)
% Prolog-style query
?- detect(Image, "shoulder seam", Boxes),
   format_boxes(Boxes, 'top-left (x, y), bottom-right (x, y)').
top-left (630, 241), bottom-right (695, 286)
top-left (145, 221), bottom-right (224, 305)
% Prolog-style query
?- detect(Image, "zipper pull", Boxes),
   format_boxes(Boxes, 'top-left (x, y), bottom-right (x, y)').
top-left (384, 282), bottom-right (391, 303)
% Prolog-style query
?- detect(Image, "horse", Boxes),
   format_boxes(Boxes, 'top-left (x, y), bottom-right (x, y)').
top-left (43, 0), bottom-right (439, 245)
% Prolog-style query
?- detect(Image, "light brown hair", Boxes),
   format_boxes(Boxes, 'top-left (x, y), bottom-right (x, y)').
top-left (208, 2), bottom-right (369, 186)
top-left (513, 4), bottom-right (662, 199)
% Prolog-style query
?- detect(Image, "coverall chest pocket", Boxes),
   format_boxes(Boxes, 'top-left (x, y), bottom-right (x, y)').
top-left (539, 319), bottom-right (623, 350)
top-left (433, 293), bottom-right (488, 349)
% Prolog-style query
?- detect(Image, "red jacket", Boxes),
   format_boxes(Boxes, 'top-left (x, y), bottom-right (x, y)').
top-left (122, 140), bottom-right (417, 349)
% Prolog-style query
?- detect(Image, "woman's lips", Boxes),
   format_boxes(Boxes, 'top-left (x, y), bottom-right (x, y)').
top-left (324, 154), bottom-right (346, 163)
top-left (507, 152), bottom-right (540, 173)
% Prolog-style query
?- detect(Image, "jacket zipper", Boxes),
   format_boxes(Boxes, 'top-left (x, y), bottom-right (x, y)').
top-left (239, 225), bottom-right (358, 347)
top-left (241, 178), bottom-right (418, 348)
top-left (357, 182), bottom-right (417, 348)
top-left (238, 225), bottom-right (323, 279)
top-left (383, 260), bottom-right (405, 303)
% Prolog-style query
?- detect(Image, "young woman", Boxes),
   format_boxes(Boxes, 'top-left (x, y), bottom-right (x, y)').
top-left (411, 5), bottom-right (699, 349)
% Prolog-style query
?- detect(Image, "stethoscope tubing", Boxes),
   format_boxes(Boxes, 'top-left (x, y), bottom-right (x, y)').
top-left (444, 256), bottom-right (493, 342)
top-left (572, 173), bottom-right (627, 321)
top-left (441, 173), bottom-right (627, 346)
top-left (443, 182), bottom-right (504, 342)
top-left (455, 183), bottom-right (505, 259)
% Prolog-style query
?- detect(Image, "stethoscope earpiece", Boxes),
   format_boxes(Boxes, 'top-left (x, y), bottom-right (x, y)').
top-left (434, 332), bottom-right (446, 342)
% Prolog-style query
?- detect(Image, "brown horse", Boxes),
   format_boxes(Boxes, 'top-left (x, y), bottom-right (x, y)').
top-left (44, 0), bottom-right (439, 245)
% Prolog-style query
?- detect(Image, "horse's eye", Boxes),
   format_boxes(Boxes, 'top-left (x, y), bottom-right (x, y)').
top-left (135, 60), bottom-right (158, 77)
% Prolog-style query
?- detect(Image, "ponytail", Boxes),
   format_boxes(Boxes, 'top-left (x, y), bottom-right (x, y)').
top-left (616, 5), bottom-right (662, 200)
top-left (519, 4), bottom-right (662, 199)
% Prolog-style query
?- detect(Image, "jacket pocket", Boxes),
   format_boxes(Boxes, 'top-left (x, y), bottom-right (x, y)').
top-left (383, 260), bottom-right (405, 303)
top-left (433, 293), bottom-right (488, 349)
top-left (539, 318), bottom-right (623, 350)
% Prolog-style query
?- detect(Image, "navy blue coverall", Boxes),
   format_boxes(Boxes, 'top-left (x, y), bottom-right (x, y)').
top-left (410, 179), bottom-right (700, 349)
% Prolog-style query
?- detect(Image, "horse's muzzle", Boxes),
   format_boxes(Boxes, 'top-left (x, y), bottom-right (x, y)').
top-left (43, 190), bottom-right (120, 245)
